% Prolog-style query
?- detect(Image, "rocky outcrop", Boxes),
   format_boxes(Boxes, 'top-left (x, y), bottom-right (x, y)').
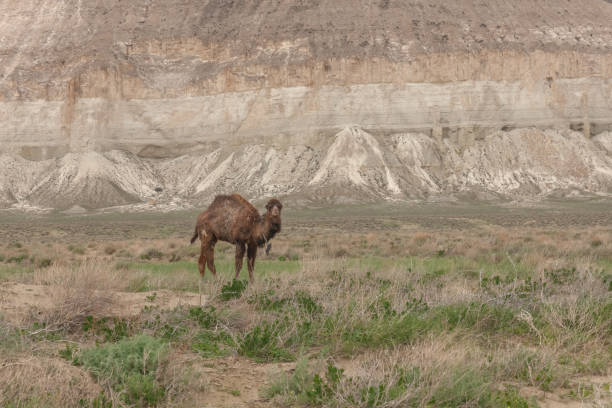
top-left (1, 0), bottom-right (612, 209)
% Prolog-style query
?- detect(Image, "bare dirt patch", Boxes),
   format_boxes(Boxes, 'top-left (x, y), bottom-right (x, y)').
top-left (167, 353), bottom-right (295, 408)
top-left (0, 282), bottom-right (201, 325)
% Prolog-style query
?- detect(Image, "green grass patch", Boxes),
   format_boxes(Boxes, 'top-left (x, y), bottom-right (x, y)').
top-left (118, 258), bottom-right (300, 280)
top-left (0, 264), bottom-right (34, 281)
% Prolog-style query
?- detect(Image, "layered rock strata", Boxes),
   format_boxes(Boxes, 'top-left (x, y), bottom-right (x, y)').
top-left (1, 0), bottom-right (611, 208)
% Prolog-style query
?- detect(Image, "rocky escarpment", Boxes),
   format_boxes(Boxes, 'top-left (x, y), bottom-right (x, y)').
top-left (1, 0), bottom-right (612, 209)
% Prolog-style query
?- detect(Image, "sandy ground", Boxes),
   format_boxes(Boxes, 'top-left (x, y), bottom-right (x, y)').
top-left (0, 282), bottom-right (202, 325)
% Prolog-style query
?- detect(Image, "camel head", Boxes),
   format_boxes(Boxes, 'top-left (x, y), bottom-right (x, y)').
top-left (265, 198), bottom-right (283, 220)
top-left (264, 198), bottom-right (283, 236)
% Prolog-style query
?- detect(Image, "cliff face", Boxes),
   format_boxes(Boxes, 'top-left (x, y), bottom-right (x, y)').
top-left (1, 0), bottom-right (612, 209)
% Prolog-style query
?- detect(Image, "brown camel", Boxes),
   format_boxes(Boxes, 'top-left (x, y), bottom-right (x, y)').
top-left (190, 194), bottom-right (283, 302)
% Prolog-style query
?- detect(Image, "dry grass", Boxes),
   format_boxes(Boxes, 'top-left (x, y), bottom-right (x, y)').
top-left (0, 206), bottom-right (610, 407)
top-left (14, 261), bottom-right (126, 331)
top-left (0, 354), bottom-right (102, 407)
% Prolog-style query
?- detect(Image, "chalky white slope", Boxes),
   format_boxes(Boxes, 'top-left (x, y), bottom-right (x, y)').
top-left (1, 127), bottom-right (612, 210)
top-left (25, 151), bottom-right (160, 209)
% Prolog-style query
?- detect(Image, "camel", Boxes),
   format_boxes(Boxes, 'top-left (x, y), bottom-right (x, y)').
top-left (190, 194), bottom-right (283, 303)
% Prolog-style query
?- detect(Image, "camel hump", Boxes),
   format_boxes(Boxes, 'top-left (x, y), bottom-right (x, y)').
top-left (230, 193), bottom-right (259, 215)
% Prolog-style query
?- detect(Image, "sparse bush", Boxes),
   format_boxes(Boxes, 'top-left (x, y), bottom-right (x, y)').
top-left (334, 248), bottom-right (349, 258)
top-left (7, 254), bottom-right (27, 264)
top-left (591, 239), bottom-right (603, 248)
top-left (140, 248), bottom-right (163, 261)
top-left (59, 343), bottom-right (78, 362)
top-left (266, 359), bottom-right (343, 405)
top-left (249, 289), bottom-right (290, 311)
top-left (78, 335), bottom-right (167, 407)
top-left (37, 258), bottom-right (52, 268)
top-left (104, 246), bottom-right (116, 255)
top-left (68, 245), bottom-right (86, 255)
top-left (493, 388), bottom-right (538, 408)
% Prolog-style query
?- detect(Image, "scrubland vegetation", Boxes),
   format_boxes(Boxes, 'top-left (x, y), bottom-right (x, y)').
top-left (0, 203), bottom-right (610, 407)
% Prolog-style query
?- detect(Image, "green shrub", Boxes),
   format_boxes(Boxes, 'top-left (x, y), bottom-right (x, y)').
top-left (142, 312), bottom-right (187, 341)
top-left (188, 306), bottom-right (219, 329)
top-left (78, 335), bottom-right (167, 407)
top-left (295, 291), bottom-right (322, 315)
top-left (493, 387), bottom-right (538, 408)
top-left (266, 359), bottom-right (421, 407)
top-left (82, 316), bottom-right (131, 342)
top-left (82, 392), bottom-right (113, 408)
top-left (124, 373), bottom-right (165, 406)
top-left (220, 279), bottom-right (248, 301)
top-left (265, 358), bottom-right (341, 404)
top-left (192, 329), bottom-right (236, 358)
top-left (239, 320), bottom-right (294, 362)
top-left (249, 289), bottom-right (290, 311)
top-left (59, 343), bottom-right (78, 363)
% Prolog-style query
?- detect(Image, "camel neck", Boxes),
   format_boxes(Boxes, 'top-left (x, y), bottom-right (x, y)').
top-left (254, 213), bottom-right (280, 245)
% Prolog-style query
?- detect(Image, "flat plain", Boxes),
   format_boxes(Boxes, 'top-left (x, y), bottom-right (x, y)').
top-left (0, 200), bottom-right (611, 408)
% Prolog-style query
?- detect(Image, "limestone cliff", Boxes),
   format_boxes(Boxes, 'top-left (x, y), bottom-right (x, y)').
top-left (1, 0), bottom-right (612, 209)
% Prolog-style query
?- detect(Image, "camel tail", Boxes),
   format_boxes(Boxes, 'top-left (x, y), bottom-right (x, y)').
top-left (190, 226), bottom-right (199, 244)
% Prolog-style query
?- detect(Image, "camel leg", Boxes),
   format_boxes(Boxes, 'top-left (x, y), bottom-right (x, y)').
top-left (198, 242), bottom-right (207, 306)
top-left (234, 242), bottom-right (246, 280)
top-left (204, 237), bottom-right (218, 279)
top-left (246, 243), bottom-right (257, 283)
